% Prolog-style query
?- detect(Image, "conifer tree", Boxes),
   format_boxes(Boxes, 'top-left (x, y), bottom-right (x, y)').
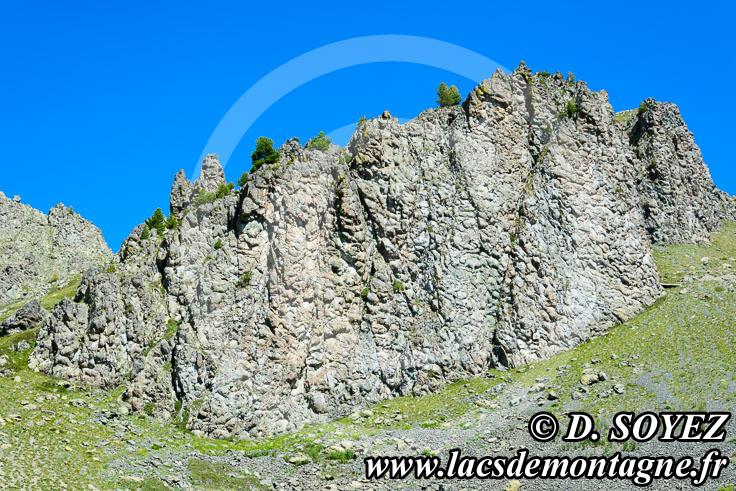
top-left (436, 82), bottom-right (462, 107)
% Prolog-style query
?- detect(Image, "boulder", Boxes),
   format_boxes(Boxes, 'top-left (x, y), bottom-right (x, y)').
top-left (0, 300), bottom-right (48, 336)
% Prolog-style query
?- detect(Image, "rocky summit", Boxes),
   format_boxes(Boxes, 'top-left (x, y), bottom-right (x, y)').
top-left (0, 193), bottom-right (111, 317)
top-left (27, 63), bottom-right (735, 439)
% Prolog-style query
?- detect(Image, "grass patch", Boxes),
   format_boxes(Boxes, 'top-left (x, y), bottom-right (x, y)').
top-left (303, 442), bottom-right (323, 461)
top-left (354, 375), bottom-right (503, 429)
top-left (237, 271), bottom-right (253, 288)
top-left (653, 221), bottom-right (736, 284)
top-left (0, 299), bottom-right (27, 324)
top-left (35, 379), bottom-right (69, 394)
top-left (324, 449), bottom-right (355, 463)
top-left (243, 448), bottom-right (272, 458)
top-left (142, 320), bottom-right (180, 357)
top-left (188, 459), bottom-right (265, 489)
top-left (119, 477), bottom-right (171, 490)
top-left (613, 109), bottom-right (636, 125)
top-left (163, 319), bottom-right (179, 340)
top-left (192, 190), bottom-right (217, 207)
top-left (40, 276), bottom-right (82, 311)
top-left (0, 327), bottom-right (39, 372)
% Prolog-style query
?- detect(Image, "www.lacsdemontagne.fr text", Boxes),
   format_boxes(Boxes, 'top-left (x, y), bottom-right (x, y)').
top-left (364, 448), bottom-right (729, 486)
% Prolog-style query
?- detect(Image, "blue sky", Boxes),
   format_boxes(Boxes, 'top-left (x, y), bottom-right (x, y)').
top-left (2, 1), bottom-right (734, 251)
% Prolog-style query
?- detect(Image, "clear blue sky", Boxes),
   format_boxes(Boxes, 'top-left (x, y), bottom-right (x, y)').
top-left (2, 1), bottom-right (734, 251)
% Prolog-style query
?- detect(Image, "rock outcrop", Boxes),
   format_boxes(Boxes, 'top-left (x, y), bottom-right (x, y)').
top-left (0, 300), bottom-right (49, 336)
top-left (0, 195), bottom-right (112, 314)
top-left (29, 64), bottom-right (735, 438)
top-left (617, 100), bottom-right (735, 243)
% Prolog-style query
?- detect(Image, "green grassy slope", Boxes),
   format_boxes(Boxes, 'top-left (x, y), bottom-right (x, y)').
top-left (0, 275), bottom-right (81, 323)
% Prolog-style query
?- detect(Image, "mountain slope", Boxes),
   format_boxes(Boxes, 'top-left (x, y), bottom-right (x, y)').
top-left (28, 63), bottom-right (735, 439)
top-left (2, 222), bottom-right (735, 489)
top-left (0, 193), bottom-right (112, 321)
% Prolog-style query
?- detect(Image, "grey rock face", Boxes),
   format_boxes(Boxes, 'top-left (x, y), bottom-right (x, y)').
top-left (0, 198), bottom-right (112, 314)
top-left (0, 300), bottom-right (49, 336)
top-left (170, 170), bottom-right (192, 219)
top-left (29, 64), bottom-right (734, 438)
top-left (619, 100), bottom-right (736, 243)
top-left (193, 154), bottom-right (226, 196)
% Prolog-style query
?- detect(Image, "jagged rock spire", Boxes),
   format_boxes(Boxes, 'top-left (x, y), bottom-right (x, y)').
top-left (193, 153), bottom-right (225, 195)
top-left (170, 170), bottom-right (191, 219)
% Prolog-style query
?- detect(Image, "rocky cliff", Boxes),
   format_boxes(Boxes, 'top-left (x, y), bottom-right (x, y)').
top-left (28, 63), bottom-right (735, 439)
top-left (0, 193), bottom-right (112, 316)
